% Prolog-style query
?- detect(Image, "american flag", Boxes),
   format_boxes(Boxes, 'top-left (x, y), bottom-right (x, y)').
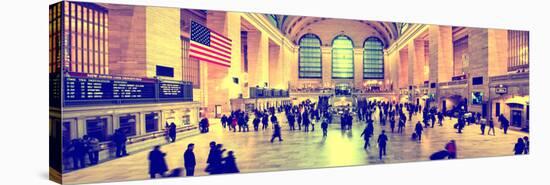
top-left (190, 21), bottom-right (232, 67)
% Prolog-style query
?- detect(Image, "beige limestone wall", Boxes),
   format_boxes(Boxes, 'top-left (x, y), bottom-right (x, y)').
top-left (107, 5), bottom-right (147, 77)
top-left (145, 7), bottom-right (182, 80)
top-left (407, 42), bottom-right (416, 86)
top-left (428, 25), bottom-right (453, 83)
top-left (488, 29), bottom-right (508, 77)
top-left (247, 31), bottom-right (269, 87)
top-left (321, 47), bottom-right (332, 86)
top-left (354, 48), bottom-right (364, 87)
top-left (268, 43), bottom-right (283, 88)
top-left (467, 28), bottom-right (489, 113)
top-left (413, 40), bottom-right (427, 85)
top-left (398, 49), bottom-right (409, 89)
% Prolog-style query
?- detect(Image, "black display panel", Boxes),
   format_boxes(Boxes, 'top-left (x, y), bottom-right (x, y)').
top-left (63, 72), bottom-right (193, 106)
top-left (159, 81), bottom-right (193, 101)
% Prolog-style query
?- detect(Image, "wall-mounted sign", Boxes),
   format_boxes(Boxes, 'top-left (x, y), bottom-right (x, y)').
top-left (496, 85), bottom-right (508, 94)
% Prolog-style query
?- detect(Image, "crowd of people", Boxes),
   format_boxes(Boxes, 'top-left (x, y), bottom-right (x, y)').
top-left (66, 96), bottom-right (529, 173)
top-left (147, 141), bottom-right (240, 178)
top-left (66, 135), bottom-right (101, 170)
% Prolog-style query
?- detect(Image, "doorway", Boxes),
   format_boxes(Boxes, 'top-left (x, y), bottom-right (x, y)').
top-left (511, 110), bottom-right (522, 127)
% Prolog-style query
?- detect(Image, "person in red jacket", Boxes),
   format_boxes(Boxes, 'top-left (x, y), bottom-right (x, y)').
top-left (445, 140), bottom-right (457, 159)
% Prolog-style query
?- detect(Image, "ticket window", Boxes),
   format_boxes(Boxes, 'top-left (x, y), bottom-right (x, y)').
top-left (181, 115), bottom-right (190, 126)
top-left (119, 115), bottom-right (137, 137)
top-left (62, 121), bottom-right (71, 148)
top-left (86, 118), bottom-right (108, 142)
top-left (145, 113), bottom-right (159, 133)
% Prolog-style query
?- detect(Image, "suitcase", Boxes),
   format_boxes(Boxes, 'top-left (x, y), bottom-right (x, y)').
top-left (411, 132), bottom-right (417, 140)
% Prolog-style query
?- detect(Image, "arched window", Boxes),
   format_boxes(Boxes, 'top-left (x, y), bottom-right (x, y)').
top-left (363, 37), bottom-right (384, 79)
top-left (298, 33), bottom-right (322, 78)
top-left (332, 35), bottom-right (354, 79)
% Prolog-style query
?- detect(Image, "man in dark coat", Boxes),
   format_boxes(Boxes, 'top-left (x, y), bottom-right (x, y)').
top-left (288, 113), bottom-right (295, 131)
top-left (398, 117), bottom-right (405, 134)
top-left (252, 116), bottom-right (261, 131)
top-left (183, 143), bottom-right (196, 176)
top-left (360, 123), bottom-right (373, 149)
top-left (321, 118), bottom-right (329, 137)
top-left (148, 145), bottom-right (168, 178)
top-left (415, 121), bottom-right (423, 142)
top-left (113, 129), bottom-right (128, 157)
top-left (270, 123), bottom-right (283, 143)
top-left (205, 141), bottom-right (217, 174)
top-left (377, 130), bottom-right (389, 160)
top-left (220, 115), bottom-right (227, 128)
top-left (514, 138), bottom-right (525, 155)
top-left (169, 123), bottom-right (177, 141)
top-left (222, 151), bottom-right (240, 173)
top-left (302, 111), bottom-right (310, 132)
top-left (261, 114), bottom-right (269, 130)
top-left (500, 114), bottom-right (510, 134)
top-left (70, 138), bottom-right (86, 169)
top-left (389, 117), bottom-right (396, 133)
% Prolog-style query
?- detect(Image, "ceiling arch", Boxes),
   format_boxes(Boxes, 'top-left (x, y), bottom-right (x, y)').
top-left (268, 15), bottom-right (400, 49)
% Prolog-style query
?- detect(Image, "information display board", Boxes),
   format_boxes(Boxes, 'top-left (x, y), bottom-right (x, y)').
top-left (63, 72), bottom-right (193, 105)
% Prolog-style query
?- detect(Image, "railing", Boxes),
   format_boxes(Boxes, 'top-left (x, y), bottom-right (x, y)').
top-left (290, 88), bottom-right (334, 94)
top-left (250, 87), bottom-right (289, 98)
top-left (490, 72), bottom-right (529, 83)
top-left (438, 79), bottom-right (467, 87)
top-left (97, 125), bottom-right (198, 151)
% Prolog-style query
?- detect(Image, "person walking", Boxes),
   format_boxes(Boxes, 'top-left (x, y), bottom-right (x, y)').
top-left (415, 121), bottom-right (423, 142)
top-left (523, 136), bottom-right (529, 154)
top-left (288, 113), bottom-right (295, 131)
top-left (513, 138), bottom-right (525, 155)
top-left (231, 117), bottom-right (237, 132)
top-left (221, 115), bottom-right (227, 129)
top-left (87, 135), bottom-right (100, 165)
top-left (169, 122), bottom-right (177, 141)
top-left (302, 111), bottom-right (310, 132)
top-left (480, 118), bottom-right (487, 135)
top-left (398, 117), bottom-right (405, 134)
top-left (360, 123), bottom-right (374, 149)
top-left (252, 116), bottom-right (261, 132)
top-left (148, 145), bottom-right (168, 179)
top-left (69, 138), bottom-right (86, 169)
top-left (222, 151), bottom-right (240, 173)
top-left (183, 143), bottom-right (196, 176)
top-left (113, 129), bottom-right (128, 157)
top-left (500, 114), bottom-right (510, 134)
top-left (377, 130), bottom-right (389, 160)
top-left (389, 117), bottom-right (396, 133)
top-left (445, 140), bottom-right (457, 159)
top-left (488, 119), bottom-right (496, 136)
top-left (296, 112), bottom-right (302, 131)
top-left (270, 123), bottom-right (283, 143)
top-left (261, 114), bottom-right (269, 130)
top-left (205, 141), bottom-right (217, 174)
top-left (437, 112), bottom-right (444, 126)
top-left (321, 118), bottom-right (329, 137)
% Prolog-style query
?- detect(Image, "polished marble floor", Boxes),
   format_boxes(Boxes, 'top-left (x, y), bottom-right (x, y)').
top-left (63, 110), bottom-right (529, 184)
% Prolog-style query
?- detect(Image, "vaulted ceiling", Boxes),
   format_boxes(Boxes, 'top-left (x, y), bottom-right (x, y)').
top-left (266, 15), bottom-right (405, 48)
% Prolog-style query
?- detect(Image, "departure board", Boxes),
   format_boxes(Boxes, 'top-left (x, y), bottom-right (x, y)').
top-left (64, 72), bottom-right (157, 103)
top-left (159, 81), bottom-right (184, 99)
top-left (63, 72), bottom-right (193, 106)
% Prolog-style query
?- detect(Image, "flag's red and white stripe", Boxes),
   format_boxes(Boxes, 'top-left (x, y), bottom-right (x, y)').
top-left (190, 30), bottom-right (232, 67)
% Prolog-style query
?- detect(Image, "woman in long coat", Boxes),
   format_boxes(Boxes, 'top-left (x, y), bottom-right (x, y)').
top-left (222, 151), bottom-right (240, 173)
top-left (148, 145), bottom-right (168, 178)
